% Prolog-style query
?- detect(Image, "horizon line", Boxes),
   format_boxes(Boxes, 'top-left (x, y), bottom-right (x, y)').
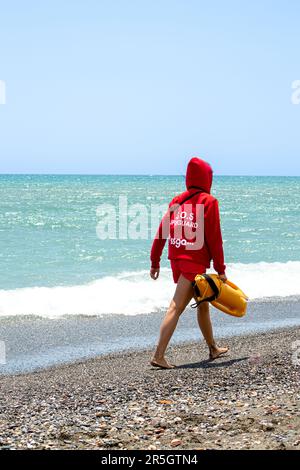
top-left (0, 173), bottom-right (299, 178)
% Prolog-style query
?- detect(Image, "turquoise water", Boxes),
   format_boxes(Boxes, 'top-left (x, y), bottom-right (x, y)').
top-left (0, 174), bottom-right (300, 373)
top-left (0, 175), bottom-right (300, 318)
top-left (0, 175), bottom-right (299, 289)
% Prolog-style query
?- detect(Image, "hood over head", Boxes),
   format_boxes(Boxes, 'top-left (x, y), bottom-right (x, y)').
top-left (185, 157), bottom-right (213, 193)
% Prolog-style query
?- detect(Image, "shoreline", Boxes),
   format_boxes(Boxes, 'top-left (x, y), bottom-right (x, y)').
top-left (1, 295), bottom-right (300, 375)
top-left (1, 323), bottom-right (299, 379)
top-left (0, 326), bottom-right (299, 449)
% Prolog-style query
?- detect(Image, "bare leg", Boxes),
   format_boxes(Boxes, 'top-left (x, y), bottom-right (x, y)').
top-left (197, 302), bottom-right (229, 360)
top-left (151, 275), bottom-right (194, 368)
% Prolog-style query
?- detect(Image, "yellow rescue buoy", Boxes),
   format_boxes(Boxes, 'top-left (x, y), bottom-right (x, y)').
top-left (192, 274), bottom-right (248, 317)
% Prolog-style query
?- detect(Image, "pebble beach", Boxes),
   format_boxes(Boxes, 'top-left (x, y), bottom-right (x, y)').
top-left (0, 327), bottom-right (299, 450)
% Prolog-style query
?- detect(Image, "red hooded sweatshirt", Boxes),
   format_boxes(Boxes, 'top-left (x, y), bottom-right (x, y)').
top-left (150, 157), bottom-right (226, 274)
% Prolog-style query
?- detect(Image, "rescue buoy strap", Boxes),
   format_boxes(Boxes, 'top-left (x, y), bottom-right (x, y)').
top-left (170, 190), bottom-right (203, 214)
top-left (179, 190), bottom-right (203, 206)
top-left (192, 280), bottom-right (201, 298)
top-left (191, 275), bottom-right (220, 308)
top-left (203, 274), bottom-right (220, 299)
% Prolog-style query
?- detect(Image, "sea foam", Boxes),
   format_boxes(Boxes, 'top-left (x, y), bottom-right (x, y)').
top-left (0, 261), bottom-right (300, 318)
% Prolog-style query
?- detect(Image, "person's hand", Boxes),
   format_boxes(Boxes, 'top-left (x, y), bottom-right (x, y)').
top-left (219, 273), bottom-right (227, 282)
top-left (150, 268), bottom-right (160, 280)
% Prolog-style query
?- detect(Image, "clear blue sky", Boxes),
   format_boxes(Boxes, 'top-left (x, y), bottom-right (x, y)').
top-left (0, 0), bottom-right (299, 175)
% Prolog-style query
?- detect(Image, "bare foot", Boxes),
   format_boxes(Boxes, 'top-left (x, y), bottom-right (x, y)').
top-left (150, 357), bottom-right (175, 369)
top-left (209, 345), bottom-right (229, 361)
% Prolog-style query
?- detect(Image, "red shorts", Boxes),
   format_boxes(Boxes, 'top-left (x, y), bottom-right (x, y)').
top-left (170, 259), bottom-right (206, 284)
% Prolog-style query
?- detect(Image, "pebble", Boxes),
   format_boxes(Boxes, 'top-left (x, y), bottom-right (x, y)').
top-left (0, 328), bottom-right (299, 450)
top-left (261, 422), bottom-right (274, 431)
top-left (170, 439), bottom-right (182, 447)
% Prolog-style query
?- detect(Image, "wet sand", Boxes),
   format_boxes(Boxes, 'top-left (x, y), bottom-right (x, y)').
top-left (0, 327), bottom-right (299, 450)
top-left (1, 295), bottom-right (300, 374)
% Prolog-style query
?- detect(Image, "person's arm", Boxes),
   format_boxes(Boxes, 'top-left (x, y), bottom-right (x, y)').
top-left (205, 199), bottom-right (226, 275)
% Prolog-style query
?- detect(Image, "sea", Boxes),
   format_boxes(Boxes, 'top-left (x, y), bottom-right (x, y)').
top-left (0, 175), bottom-right (299, 373)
